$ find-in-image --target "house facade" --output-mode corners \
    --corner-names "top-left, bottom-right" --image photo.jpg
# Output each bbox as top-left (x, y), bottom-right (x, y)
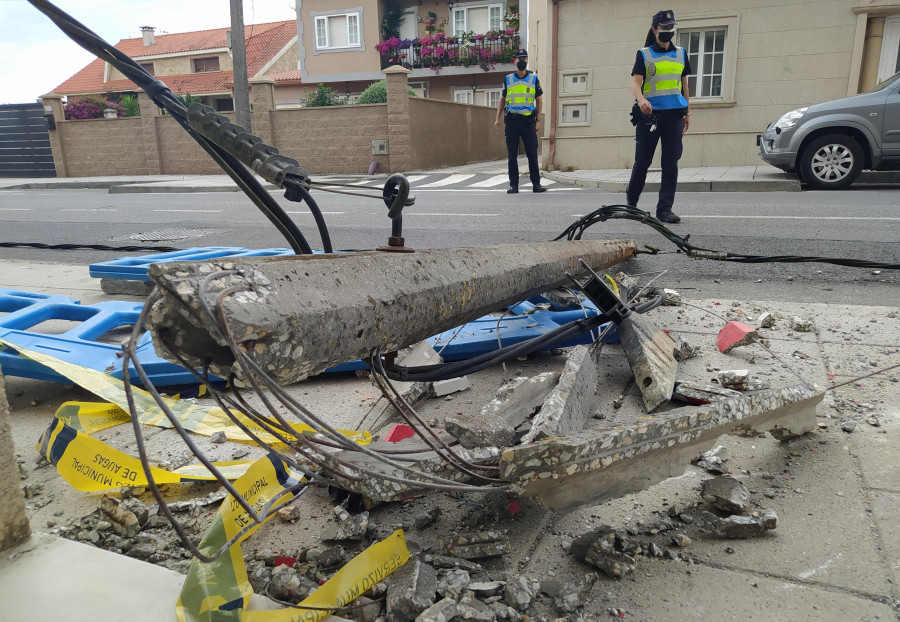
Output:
top-left (50, 21), bottom-right (301, 112)
top-left (285, 1), bottom-right (526, 107)
top-left (530, 0), bottom-right (900, 169)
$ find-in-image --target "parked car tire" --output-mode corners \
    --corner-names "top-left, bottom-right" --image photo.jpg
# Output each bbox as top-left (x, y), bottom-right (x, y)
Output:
top-left (798, 134), bottom-right (864, 190)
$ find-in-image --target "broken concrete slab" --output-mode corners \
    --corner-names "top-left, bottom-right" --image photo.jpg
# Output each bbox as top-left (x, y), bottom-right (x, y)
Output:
top-left (146, 240), bottom-right (637, 384)
top-left (444, 412), bottom-right (515, 450)
top-left (616, 313), bottom-right (678, 412)
top-left (295, 432), bottom-right (500, 502)
top-left (500, 385), bottom-right (823, 512)
top-left (504, 575), bottom-right (540, 611)
top-left (0, 371), bottom-right (30, 553)
top-left (703, 509), bottom-right (778, 539)
top-left (521, 345), bottom-right (596, 443)
top-left (479, 371), bottom-right (560, 431)
top-left (321, 506), bottom-right (368, 541)
top-left (701, 476), bottom-right (750, 514)
top-left (439, 531), bottom-right (510, 560)
top-left (432, 376), bottom-right (471, 397)
top-left (673, 382), bottom-right (743, 405)
top-left (386, 558), bottom-right (438, 622)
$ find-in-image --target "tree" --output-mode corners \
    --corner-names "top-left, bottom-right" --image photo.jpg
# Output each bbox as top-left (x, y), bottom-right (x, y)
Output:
top-left (356, 80), bottom-right (417, 105)
top-left (304, 84), bottom-right (347, 107)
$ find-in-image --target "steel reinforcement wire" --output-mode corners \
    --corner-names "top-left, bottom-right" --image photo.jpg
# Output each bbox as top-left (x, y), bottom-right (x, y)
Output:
top-left (555, 204), bottom-right (900, 270)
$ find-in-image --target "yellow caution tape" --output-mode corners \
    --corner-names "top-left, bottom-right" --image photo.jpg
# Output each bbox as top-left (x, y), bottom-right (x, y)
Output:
top-left (35, 418), bottom-right (258, 491)
top-left (0, 337), bottom-right (371, 447)
top-left (176, 454), bottom-right (409, 622)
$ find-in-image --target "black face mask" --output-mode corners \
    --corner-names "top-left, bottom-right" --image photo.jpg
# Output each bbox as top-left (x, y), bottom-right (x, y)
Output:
top-left (658, 30), bottom-right (674, 44)
top-left (516, 60), bottom-right (527, 71)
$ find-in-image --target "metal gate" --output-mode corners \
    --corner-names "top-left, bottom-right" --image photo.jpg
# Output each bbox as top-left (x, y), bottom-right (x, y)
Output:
top-left (0, 103), bottom-right (56, 178)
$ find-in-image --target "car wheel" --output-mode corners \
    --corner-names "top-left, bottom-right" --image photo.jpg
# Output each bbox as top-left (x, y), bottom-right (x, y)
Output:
top-left (799, 134), bottom-right (864, 190)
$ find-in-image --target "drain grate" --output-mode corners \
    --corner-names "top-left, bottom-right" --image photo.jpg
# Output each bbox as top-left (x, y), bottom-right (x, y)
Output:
top-left (126, 228), bottom-right (225, 242)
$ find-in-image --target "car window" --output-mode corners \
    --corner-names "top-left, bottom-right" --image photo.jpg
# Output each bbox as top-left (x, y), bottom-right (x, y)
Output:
top-left (868, 70), bottom-right (900, 93)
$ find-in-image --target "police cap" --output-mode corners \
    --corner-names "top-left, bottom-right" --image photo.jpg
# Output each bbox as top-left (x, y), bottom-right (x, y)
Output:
top-left (652, 10), bottom-right (676, 27)
top-left (514, 48), bottom-right (528, 58)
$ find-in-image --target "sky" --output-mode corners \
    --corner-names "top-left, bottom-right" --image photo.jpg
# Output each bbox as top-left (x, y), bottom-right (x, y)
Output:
top-left (0, 0), bottom-right (298, 104)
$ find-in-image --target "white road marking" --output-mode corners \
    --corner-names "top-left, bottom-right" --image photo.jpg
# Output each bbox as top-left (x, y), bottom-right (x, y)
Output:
top-left (469, 174), bottom-right (509, 188)
top-left (349, 175), bottom-right (427, 186)
top-left (415, 174), bottom-right (476, 188)
top-left (0, 208), bottom-right (30, 211)
top-left (286, 211), bottom-right (345, 215)
top-left (152, 209), bottom-right (222, 213)
top-left (62, 208), bottom-right (119, 212)
top-left (403, 213), bottom-right (500, 217)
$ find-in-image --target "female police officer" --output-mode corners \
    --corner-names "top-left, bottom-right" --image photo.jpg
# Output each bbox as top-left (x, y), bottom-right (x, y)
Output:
top-left (625, 10), bottom-right (692, 223)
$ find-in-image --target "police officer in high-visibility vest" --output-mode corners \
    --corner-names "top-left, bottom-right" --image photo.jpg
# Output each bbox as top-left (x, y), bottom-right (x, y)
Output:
top-left (626, 10), bottom-right (692, 223)
top-left (495, 49), bottom-right (546, 194)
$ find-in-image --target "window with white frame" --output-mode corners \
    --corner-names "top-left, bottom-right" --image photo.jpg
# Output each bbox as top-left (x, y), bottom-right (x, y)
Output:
top-left (452, 4), bottom-right (503, 36)
top-left (484, 88), bottom-right (502, 108)
top-left (315, 12), bottom-right (360, 50)
top-left (678, 28), bottom-right (725, 98)
top-left (453, 90), bottom-right (474, 104)
top-left (674, 14), bottom-right (739, 104)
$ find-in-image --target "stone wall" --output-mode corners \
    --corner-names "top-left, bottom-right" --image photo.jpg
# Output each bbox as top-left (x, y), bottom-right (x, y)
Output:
top-left (0, 370), bottom-right (30, 553)
top-left (42, 70), bottom-right (500, 177)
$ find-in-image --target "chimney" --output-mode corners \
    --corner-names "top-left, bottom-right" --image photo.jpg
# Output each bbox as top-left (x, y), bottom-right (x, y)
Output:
top-left (140, 26), bottom-right (155, 46)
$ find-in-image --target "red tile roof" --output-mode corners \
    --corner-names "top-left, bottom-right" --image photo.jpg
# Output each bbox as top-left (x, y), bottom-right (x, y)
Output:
top-left (52, 20), bottom-right (298, 96)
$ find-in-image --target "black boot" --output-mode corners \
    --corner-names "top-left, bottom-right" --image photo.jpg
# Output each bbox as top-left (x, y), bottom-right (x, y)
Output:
top-left (656, 211), bottom-right (681, 224)
top-left (507, 186), bottom-right (519, 194)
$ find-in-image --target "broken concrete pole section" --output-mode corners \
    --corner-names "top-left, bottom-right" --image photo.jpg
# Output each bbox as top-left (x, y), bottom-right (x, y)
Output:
top-left (616, 313), bottom-right (677, 412)
top-left (500, 385), bottom-right (823, 512)
top-left (521, 345), bottom-right (596, 443)
top-left (146, 240), bottom-right (637, 384)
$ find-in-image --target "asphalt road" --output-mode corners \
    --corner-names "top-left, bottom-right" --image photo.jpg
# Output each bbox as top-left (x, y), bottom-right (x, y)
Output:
top-left (0, 184), bottom-right (897, 305)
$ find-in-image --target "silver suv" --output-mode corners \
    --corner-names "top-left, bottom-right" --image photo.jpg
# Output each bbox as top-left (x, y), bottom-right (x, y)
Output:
top-left (758, 70), bottom-right (900, 189)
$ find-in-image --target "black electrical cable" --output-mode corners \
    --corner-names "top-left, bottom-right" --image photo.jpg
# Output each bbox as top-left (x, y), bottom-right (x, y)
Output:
top-left (283, 181), bottom-right (332, 253)
top-left (0, 241), bottom-right (179, 253)
top-left (555, 204), bottom-right (900, 270)
top-left (28, 0), bottom-right (314, 255)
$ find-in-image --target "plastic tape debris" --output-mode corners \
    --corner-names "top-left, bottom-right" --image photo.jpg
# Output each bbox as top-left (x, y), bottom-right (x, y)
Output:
top-left (0, 338), bottom-right (370, 447)
top-left (175, 453), bottom-right (409, 622)
top-left (54, 399), bottom-right (370, 447)
top-left (36, 418), bottom-right (257, 491)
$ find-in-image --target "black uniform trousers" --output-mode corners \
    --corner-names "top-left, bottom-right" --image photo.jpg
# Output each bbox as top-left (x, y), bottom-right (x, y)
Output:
top-left (504, 112), bottom-right (541, 189)
top-left (626, 108), bottom-right (685, 214)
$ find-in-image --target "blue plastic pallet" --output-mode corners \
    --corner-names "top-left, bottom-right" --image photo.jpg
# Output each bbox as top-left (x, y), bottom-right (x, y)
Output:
top-left (427, 298), bottom-right (617, 362)
top-left (89, 247), bottom-right (296, 282)
top-left (0, 289), bottom-right (218, 386)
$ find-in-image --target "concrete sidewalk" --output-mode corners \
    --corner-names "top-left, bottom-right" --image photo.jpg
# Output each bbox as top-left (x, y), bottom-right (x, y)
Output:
top-left (2, 162), bottom-right (898, 194)
top-left (0, 258), bottom-right (898, 621)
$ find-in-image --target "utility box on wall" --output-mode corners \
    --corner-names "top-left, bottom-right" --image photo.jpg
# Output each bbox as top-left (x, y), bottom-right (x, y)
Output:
top-left (372, 139), bottom-right (389, 156)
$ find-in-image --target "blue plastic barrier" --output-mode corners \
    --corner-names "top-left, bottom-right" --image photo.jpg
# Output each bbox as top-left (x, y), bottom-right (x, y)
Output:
top-left (89, 247), bottom-right (295, 282)
top-left (0, 289), bottom-right (217, 386)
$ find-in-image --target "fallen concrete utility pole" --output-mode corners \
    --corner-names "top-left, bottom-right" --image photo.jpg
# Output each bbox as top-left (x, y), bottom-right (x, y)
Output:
top-left (146, 240), bottom-right (637, 384)
top-left (499, 384), bottom-right (823, 512)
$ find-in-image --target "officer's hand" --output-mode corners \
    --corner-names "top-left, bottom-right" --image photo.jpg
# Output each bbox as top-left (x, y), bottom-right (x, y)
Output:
top-left (494, 118), bottom-right (501, 129)
top-left (683, 116), bottom-right (690, 134)
top-left (638, 98), bottom-right (652, 114)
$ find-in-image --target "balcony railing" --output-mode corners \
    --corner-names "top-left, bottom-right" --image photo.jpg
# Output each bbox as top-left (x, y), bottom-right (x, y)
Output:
top-left (376, 30), bottom-right (521, 73)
